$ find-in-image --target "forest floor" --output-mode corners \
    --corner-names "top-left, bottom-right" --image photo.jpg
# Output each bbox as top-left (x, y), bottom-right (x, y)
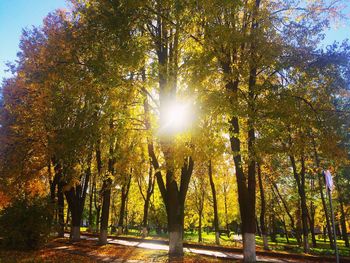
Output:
top-left (0, 238), bottom-right (233, 263)
top-left (81, 227), bottom-right (350, 257)
top-left (1, 234), bottom-right (349, 263)
top-left (71, 233), bottom-right (348, 262)
top-left (80, 228), bottom-right (349, 257)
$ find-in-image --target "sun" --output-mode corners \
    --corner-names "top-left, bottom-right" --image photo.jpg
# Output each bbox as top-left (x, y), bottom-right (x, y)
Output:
top-left (159, 100), bottom-right (194, 135)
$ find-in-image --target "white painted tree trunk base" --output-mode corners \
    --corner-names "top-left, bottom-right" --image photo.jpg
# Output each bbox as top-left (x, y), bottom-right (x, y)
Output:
top-left (262, 234), bottom-right (269, 250)
top-left (70, 226), bottom-right (80, 242)
top-left (99, 229), bottom-right (108, 245)
top-left (169, 231), bottom-right (183, 256)
top-left (243, 233), bottom-right (256, 263)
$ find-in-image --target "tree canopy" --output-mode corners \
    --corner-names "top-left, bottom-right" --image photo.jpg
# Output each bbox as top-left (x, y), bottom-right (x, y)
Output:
top-left (1, 0), bottom-right (350, 262)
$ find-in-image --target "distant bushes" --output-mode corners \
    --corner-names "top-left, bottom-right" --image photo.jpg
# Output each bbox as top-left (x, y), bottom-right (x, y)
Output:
top-left (0, 197), bottom-right (53, 250)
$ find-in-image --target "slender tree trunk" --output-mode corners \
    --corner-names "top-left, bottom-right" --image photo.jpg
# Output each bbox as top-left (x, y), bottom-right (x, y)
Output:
top-left (94, 145), bottom-right (102, 233)
top-left (198, 209), bottom-right (203, 243)
top-left (125, 195), bottom-right (129, 234)
top-left (308, 204), bottom-right (317, 248)
top-left (93, 179), bottom-right (100, 233)
top-left (99, 178), bottom-right (112, 244)
top-left (66, 207), bottom-right (70, 227)
top-left (290, 155), bottom-right (309, 253)
top-left (270, 179), bottom-right (301, 245)
top-left (57, 182), bottom-right (65, 237)
top-left (339, 194), bottom-right (349, 247)
top-left (282, 217), bottom-right (289, 243)
top-left (319, 173), bottom-right (334, 248)
top-left (258, 165), bottom-right (269, 250)
top-left (139, 164), bottom-right (155, 237)
top-left (142, 197), bottom-right (151, 236)
top-left (308, 174), bottom-right (317, 248)
top-left (118, 174), bottom-right (131, 234)
top-left (99, 138), bottom-right (115, 244)
top-left (88, 176), bottom-right (94, 231)
top-left (96, 206), bottom-right (101, 233)
top-left (118, 194), bottom-right (126, 234)
top-left (222, 27), bottom-right (259, 262)
top-left (270, 214), bottom-right (277, 243)
top-left (296, 207), bottom-right (303, 247)
top-left (256, 218), bottom-right (261, 237)
top-left (51, 161), bottom-right (65, 237)
top-left (223, 183), bottom-right (230, 237)
top-left (208, 160), bottom-right (220, 245)
top-left (312, 140), bottom-right (334, 248)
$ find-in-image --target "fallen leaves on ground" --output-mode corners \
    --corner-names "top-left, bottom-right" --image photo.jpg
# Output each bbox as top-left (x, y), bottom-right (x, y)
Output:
top-left (0, 238), bottom-right (234, 262)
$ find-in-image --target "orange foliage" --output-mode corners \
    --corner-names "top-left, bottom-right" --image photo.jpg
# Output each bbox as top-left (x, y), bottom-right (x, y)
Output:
top-left (0, 191), bottom-right (10, 209)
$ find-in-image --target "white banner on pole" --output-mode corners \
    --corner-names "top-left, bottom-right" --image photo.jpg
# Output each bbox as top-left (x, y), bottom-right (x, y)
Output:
top-left (323, 170), bottom-right (334, 191)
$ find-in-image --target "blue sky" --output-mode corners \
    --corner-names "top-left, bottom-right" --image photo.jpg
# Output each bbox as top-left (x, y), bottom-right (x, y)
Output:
top-left (0, 0), bottom-right (349, 81)
top-left (0, 0), bottom-right (69, 80)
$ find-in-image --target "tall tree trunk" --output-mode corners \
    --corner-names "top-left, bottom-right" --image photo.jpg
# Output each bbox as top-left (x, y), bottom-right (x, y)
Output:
top-left (290, 155), bottom-right (309, 253)
top-left (148, 142), bottom-right (194, 256)
top-left (312, 140), bottom-right (334, 248)
top-left (258, 165), bottom-right (269, 250)
top-left (223, 182), bottom-right (230, 237)
top-left (99, 139), bottom-right (115, 244)
top-left (57, 181), bottom-right (65, 237)
top-left (88, 176), bottom-right (94, 231)
top-left (96, 206), bottom-right (101, 233)
top-left (51, 160), bottom-right (65, 237)
top-left (339, 189), bottom-right (349, 247)
top-left (147, 3), bottom-right (194, 256)
top-left (195, 177), bottom-right (205, 243)
top-left (222, 1), bottom-right (260, 255)
top-left (118, 174), bottom-right (131, 234)
top-left (94, 145), bottom-right (102, 233)
top-left (208, 160), bottom-right (220, 245)
top-left (99, 178), bottom-right (112, 244)
top-left (270, 214), bottom-right (277, 243)
top-left (93, 179), bottom-right (100, 233)
top-left (282, 216), bottom-right (289, 243)
top-left (308, 173), bottom-right (317, 248)
top-left (256, 218), bottom-right (261, 237)
top-left (125, 194), bottom-right (129, 234)
top-left (198, 209), bottom-right (203, 243)
top-left (66, 192), bottom-right (81, 242)
top-left (64, 154), bottom-right (91, 242)
top-left (270, 179), bottom-right (301, 245)
top-left (138, 162), bottom-right (155, 237)
top-left (308, 202), bottom-right (317, 248)
top-left (167, 169), bottom-right (183, 256)
top-left (66, 207), bottom-right (70, 227)
top-left (318, 173), bottom-right (334, 248)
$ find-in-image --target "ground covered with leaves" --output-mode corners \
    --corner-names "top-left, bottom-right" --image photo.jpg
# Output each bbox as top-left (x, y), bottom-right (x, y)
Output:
top-left (0, 238), bottom-right (234, 263)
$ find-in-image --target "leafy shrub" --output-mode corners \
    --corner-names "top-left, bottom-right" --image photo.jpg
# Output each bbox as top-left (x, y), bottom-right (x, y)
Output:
top-left (0, 197), bottom-right (53, 250)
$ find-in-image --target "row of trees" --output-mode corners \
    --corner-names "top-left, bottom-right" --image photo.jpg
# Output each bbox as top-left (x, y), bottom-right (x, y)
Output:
top-left (1, 0), bottom-right (350, 262)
